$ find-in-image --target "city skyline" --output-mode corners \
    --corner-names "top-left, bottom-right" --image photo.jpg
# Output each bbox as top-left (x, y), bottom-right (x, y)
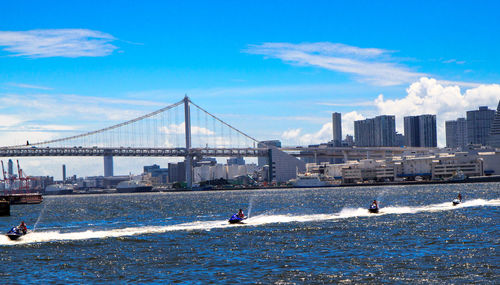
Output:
top-left (1, 1), bottom-right (500, 178)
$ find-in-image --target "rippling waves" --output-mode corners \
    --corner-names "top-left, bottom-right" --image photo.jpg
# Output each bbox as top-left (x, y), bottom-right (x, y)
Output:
top-left (1, 183), bottom-right (498, 283)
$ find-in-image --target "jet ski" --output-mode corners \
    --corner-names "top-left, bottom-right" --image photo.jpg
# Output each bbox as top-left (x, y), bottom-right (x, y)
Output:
top-left (368, 204), bottom-right (379, 214)
top-left (6, 227), bottom-right (26, 241)
top-left (228, 214), bottom-right (246, 224)
top-left (452, 198), bottom-right (461, 206)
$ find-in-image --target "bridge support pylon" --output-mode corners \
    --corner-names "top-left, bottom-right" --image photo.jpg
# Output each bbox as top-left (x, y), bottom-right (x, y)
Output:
top-left (184, 95), bottom-right (193, 189)
top-left (104, 153), bottom-right (113, 177)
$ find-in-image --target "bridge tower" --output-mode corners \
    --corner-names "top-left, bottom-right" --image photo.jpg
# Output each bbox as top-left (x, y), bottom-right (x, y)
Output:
top-left (184, 95), bottom-right (193, 189)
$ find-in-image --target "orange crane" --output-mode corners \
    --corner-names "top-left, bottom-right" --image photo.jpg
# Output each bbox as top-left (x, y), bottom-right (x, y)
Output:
top-left (16, 160), bottom-right (30, 193)
top-left (1, 160), bottom-right (8, 193)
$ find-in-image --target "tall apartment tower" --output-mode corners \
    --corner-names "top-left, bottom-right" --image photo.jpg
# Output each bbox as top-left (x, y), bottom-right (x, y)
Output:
top-left (374, 115), bottom-right (396, 147)
top-left (487, 100), bottom-right (500, 147)
top-left (354, 115), bottom-right (395, 147)
top-left (467, 106), bottom-right (495, 146)
top-left (7, 159), bottom-right (13, 176)
top-left (62, 164), bottom-right (67, 181)
top-left (445, 118), bottom-right (467, 148)
top-left (332, 112), bottom-right (342, 147)
top-left (404, 114), bottom-right (437, 147)
top-left (354, 118), bottom-right (375, 146)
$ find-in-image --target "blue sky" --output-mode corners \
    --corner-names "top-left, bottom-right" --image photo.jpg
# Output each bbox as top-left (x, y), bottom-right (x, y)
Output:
top-left (1, 1), bottom-right (499, 178)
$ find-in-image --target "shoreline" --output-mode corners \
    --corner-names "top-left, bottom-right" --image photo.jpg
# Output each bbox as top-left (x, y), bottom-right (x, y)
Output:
top-left (6, 176), bottom-right (499, 198)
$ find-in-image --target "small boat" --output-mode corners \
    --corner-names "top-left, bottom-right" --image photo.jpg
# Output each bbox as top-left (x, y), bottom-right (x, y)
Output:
top-left (6, 227), bottom-right (26, 241)
top-left (452, 198), bottom-right (461, 206)
top-left (368, 204), bottom-right (379, 214)
top-left (228, 214), bottom-right (246, 224)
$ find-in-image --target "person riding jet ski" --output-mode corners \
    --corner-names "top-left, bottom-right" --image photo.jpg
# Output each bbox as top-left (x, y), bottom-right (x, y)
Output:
top-left (453, 193), bottom-right (462, 206)
top-left (369, 200), bottom-right (379, 213)
top-left (6, 221), bottom-right (28, 240)
top-left (229, 209), bottom-right (246, 224)
top-left (238, 209), bottom-right (245, 219)
top-left (18, 221), bottom-right (27, 234)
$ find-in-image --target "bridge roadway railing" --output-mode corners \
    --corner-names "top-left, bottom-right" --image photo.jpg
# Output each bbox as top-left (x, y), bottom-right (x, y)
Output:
top-left (0, 147), bottom-right (269, 157)
top-left (0, 146), bottom-right (434, 158)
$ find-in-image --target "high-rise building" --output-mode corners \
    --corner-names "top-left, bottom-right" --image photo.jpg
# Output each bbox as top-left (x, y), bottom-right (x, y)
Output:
top-left (332, 112), bottom-right (342, 146)
top-left (354, 115), bottom-right (396, 147)
top-left (374, 115), bottom-right (396, 147)
top-left (404, 114), bottom-right (437, 147)
top-left (395, 132), bottom-right (405, 147)
top-left (354, 118), bottom-right (375, 146)
top-left (467, 106), bottom-right (495, 146)
top-left (7, 159), bottom-right (13, 177)
top-left (445, 118), bottom-right (467, 148)
top-left (487, 100), bottom-right (500, 148)
top-left (62, 164), bottom-right (66, 181)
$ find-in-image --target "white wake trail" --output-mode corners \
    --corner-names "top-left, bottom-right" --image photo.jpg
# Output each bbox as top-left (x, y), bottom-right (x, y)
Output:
top-left (1, 199), bottom-right (498, 245)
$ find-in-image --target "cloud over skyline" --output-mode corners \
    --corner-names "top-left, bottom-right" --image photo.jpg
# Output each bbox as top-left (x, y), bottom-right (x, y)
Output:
top-left (0, 29), bottom-right (118, 58)
top-left (245, 42), bottom-right (425, 86)
top-left (280, 77), bottom-right (499, 147)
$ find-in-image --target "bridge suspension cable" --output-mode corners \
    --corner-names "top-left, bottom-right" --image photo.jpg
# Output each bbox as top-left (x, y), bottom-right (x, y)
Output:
top-left (4, 96), bottom-right (259, 150)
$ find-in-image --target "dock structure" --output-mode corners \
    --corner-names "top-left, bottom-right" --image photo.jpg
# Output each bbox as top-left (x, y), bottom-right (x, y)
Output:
top-left (0, 198), bottom-right (9, 216)
top-left (0, 193), bottom-right (43, 205)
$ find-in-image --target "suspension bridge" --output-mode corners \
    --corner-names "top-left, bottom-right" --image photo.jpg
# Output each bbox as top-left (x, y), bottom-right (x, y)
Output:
top-left (0, 96), bottom-right (268, 188)
top-left (0, 96), bottom-right (435, 188)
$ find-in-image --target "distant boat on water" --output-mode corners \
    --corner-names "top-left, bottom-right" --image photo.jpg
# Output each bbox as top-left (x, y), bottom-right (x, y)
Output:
top-left (116, 180), bottom-right (153, 193)
top-left (44, 184), bottom-right (74, 195)
top-left (291, 173), bottom-right (330, 188)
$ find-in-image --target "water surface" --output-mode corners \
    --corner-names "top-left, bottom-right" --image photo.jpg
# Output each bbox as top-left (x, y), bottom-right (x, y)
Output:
top-left (1, 183), bottom-right (499, 283)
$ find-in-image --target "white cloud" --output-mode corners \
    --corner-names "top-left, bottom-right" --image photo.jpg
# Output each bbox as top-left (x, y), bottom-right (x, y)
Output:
top-left (0, 29), bottom-right (118, 58)
top-left (282, 128), bottom-right (302, 140)
top-left (245, 42), bottom-right (425, 86)
top-left (342, 111), bottom-right (365, 136)
top-left (280, 110), bottom-right (364, 146)
top-left (0, 114), bottom-right (24, 128)
top-left (374, 77), bottom-right (500, 146)
top-left (8, 83), bottom-right (53, 90)
top-left (245, 42), bottom-right (486, 88)
top-left (318, 101), bottom-right (374, 107)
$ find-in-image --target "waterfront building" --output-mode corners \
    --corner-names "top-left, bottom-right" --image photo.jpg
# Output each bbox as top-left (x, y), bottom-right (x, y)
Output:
top-left (268, 148), bottom-right (305, 182)
top-left (340, 159), bottom-right (395, 184)
top-left (332, 112), bottom-right (342, 146)
top-left (487, 100), bottom-right (500, 148)
top-left (467, 106), bottom-right (495, 145)
top-left (144, 164), bottom-right (169, 185)
top-left (404, 114), bottom-right (437, 147)
top-left (354, 115), bottom-right (396, 147)
top-left (193, 163), bottom-right (257, 183)
top-left (168, 161), bottom-right (186, 183)
top-left (445, 118), bottom-right (467, 148)
top-left (257, 140), bottom-right (281, 167)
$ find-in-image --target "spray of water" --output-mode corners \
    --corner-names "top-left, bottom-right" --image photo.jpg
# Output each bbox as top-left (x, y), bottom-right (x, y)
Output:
top-left (247, 196), bottom-right (255, 218)
top-left (2, 199), bottom-right (498, 246)
top-left (33, 199), bottom-right (49, 232)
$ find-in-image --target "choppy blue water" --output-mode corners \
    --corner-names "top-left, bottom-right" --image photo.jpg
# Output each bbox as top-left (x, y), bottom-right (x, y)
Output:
top-left (1, 183), bottom-right (499, 283)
